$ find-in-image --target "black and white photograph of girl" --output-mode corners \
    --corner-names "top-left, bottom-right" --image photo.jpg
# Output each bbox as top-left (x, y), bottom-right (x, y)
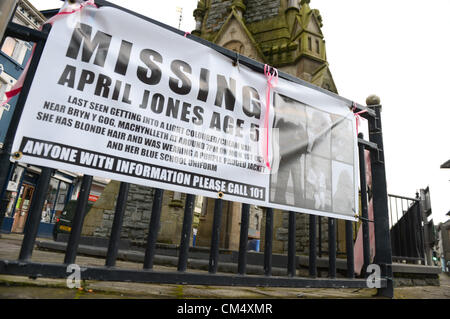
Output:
top-left (270, 93), bottom-right (308, 207)
top-left (305, 154), bottom-right (332, 211)
top-left (332, 161), bottom-right (355, 215)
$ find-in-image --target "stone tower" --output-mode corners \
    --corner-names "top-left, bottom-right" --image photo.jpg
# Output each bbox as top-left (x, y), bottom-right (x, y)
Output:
top-left (193, 0), bottom-right (337, 253)
top-left (192, 0), bottom-right (337, 92)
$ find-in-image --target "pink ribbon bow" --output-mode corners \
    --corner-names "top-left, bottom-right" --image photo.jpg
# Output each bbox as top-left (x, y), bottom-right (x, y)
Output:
top-left (352, 102), bottom-right (367, 136)
top-left (263, 64), bottom-right (278, 170)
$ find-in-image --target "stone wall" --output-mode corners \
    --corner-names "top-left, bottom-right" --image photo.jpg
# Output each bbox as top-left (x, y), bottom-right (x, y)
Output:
top-left (82, 180), bottom-right (121, 237)
top-left (205, 0), bottom-right (281, 32)
top-left (244, 0), bottom-right (281, 23)
top-left (91, 183), bottom-right (155, 245)
top-left (205, 0), bottom-right (233, 32)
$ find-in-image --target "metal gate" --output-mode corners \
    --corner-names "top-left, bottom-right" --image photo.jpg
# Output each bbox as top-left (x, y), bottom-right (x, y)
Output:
top-left (0, 0), bottom-right (394, 298)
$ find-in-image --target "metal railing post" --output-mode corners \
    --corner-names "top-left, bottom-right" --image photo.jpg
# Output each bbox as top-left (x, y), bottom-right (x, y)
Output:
top-left (143, 188), bottom-right (164, 269)
top-left (177, 194), bottom-right (195, 272)
top-left (64, 175), bottom-right (93, 265)
top-left (309, 214), bottom-right (317, 277)
top-left (345, 220), bottom-right (355, 278)
top-left (105, 182), bottom-right (129, 267)
top-left (18, 167), bottom-right (53, 261)
top-left (237, 203), bottom-right (250, 275)
top-left (209, 198), bottom-right (223, 274)
top-left (318, 216), bottom-right (322, 257)
top-left (328, 217), bottom-right (336, 278)
top-left (287, 211), bottom-right (296, 277)
top-left (264, 208), bottom-right (273, 276)
top-left (367, 95), bottom-right (394, 298)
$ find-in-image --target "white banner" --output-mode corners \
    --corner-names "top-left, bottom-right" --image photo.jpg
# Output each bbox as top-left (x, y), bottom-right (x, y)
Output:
top-left (11, 6), bottom-right (359, 221)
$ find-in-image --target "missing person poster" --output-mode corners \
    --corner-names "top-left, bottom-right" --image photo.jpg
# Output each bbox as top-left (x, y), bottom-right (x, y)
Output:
top-left (11, 5), bottom-right (359, 221)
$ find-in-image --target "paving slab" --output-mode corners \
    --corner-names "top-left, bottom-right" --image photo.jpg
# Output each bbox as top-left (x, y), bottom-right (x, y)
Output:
top-left (0, 233), bottom-right (449, 299)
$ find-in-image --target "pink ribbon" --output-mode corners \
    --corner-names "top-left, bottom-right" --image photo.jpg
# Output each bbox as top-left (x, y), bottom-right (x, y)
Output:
top-left (53, 0), bottom-right (97, 17)
top-left (352, 102), bottom-right (367, 136)
top-left (263, 64), bottom-right (278, 170)
top-left (1, 1), bottom-right (97, 107)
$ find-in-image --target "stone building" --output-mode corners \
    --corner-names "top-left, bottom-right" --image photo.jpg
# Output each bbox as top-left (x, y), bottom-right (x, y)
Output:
top-left (82, 0), bottom-right (340, 255)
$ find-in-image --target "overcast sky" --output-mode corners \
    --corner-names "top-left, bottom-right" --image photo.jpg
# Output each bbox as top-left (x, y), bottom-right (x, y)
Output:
top-left (29, 0), bottom-right (450, 224)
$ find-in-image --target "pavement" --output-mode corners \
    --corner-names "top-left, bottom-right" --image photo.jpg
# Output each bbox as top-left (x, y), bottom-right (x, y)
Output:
top-left (0, 233), bottom-right (449, 299)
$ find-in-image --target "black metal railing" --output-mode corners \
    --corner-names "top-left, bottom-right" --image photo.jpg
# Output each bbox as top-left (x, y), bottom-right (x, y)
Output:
top-left (388, 194), bottom-right (425, 264)
top-left (0, 0), bottom-right (394, 297)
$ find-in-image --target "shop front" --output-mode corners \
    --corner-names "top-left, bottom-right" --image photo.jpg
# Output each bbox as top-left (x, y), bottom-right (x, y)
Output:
top-left (1, 164), bottom-right (76, 237)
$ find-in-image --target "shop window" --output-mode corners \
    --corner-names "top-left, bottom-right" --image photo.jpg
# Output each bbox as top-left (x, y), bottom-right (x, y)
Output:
top-left (41, 179), bottom-right (70, 223)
